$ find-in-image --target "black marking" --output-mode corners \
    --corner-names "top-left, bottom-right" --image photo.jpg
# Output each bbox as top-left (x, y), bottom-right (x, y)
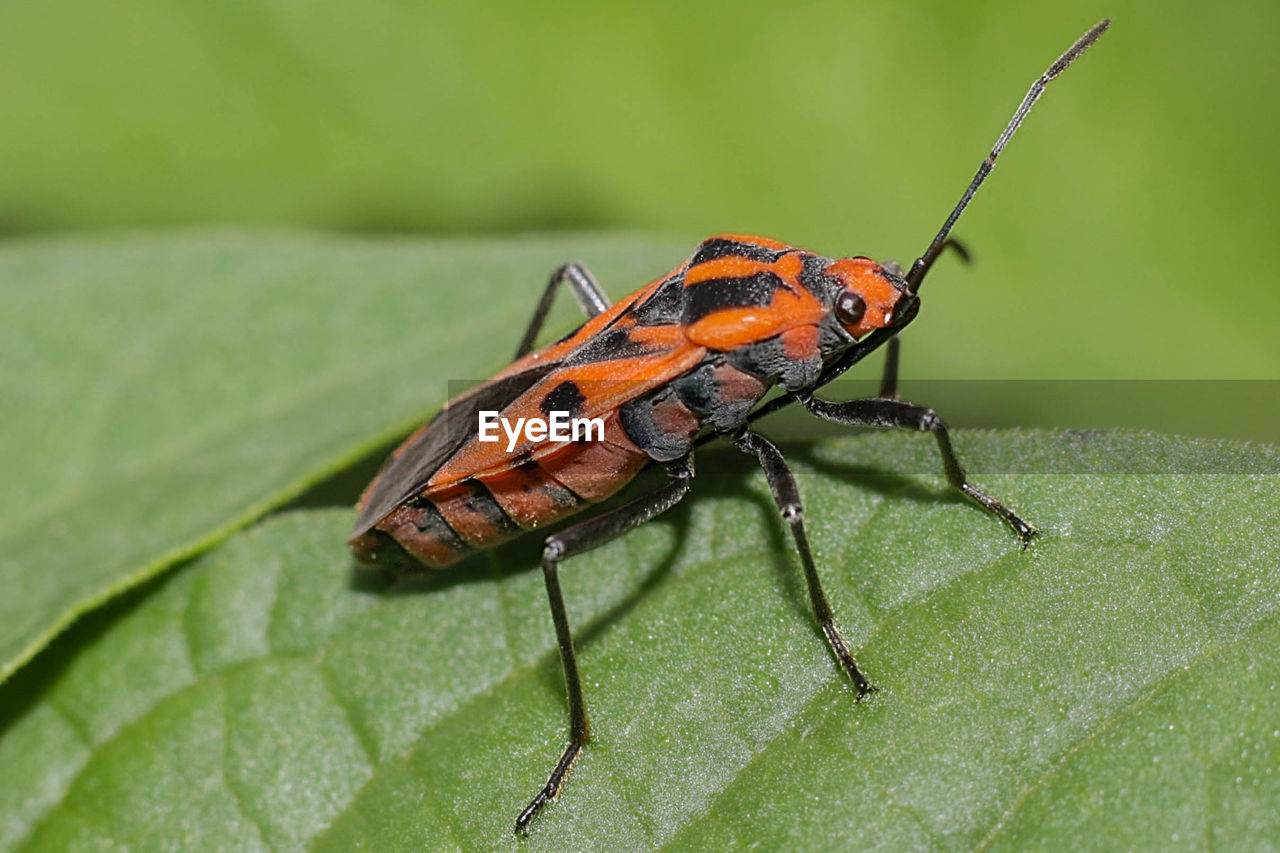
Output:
top-left (460, 479), bottom-right (522, 538)
top-left (631, 275), bottom-right (685, 326)
top-left (671, 359), bottom-right (764, 432)
top-left (690, 237), bottom-right (785, 266)
top-left (877, 265), bottom-right (911, 294)
top-left (726, 335), bottom-right (821, 391)
top-left (671, 362), bottom-right (719, 415)
top-left (519, 459), bottom-right (583, 510)
top-left (541, 381), bottom-right (586, 418)
top-left (798, 253), bottom-right (842, 298)
top-left (727, 336), bottom-right (786, 380)
top-left (618, 387), bottom-right (700, 462)
top-left (352, 529), bottom-right (430, 575)
top-left (817, 314), bottom-right (856, 359)
top-left (683, 272), bottom-right (783, 325)
top-left (565, 327), bottom-right (653, 365)
top-left (407, 494), bottom-right (469, 552)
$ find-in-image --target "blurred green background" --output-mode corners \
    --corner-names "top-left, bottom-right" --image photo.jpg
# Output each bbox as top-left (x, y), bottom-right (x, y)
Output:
top-left (1, 0), bottom-right (1277, 436)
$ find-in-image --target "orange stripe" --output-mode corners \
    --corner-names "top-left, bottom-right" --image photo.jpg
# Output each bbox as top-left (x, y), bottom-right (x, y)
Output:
top-left (480, 462), bottom-right (580, 529)
top-left (535, 415), bottom-right (649, 502)
top-left (780, 325), bottom-right (820, 362)
top-left (684, 256), bottom-right (771, 286)
top-left (684, 287), bottom-right (825, 351)
top-left (825, 257), bottom-right (905, 337)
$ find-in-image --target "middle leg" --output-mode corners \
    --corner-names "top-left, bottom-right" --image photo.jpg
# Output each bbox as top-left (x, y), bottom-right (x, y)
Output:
top-left (516, 456), bottom-right (695, 834)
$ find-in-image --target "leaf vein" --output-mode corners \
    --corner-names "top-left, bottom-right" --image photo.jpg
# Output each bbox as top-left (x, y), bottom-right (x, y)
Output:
top-left (973, 613), bottom-right (1280, 852)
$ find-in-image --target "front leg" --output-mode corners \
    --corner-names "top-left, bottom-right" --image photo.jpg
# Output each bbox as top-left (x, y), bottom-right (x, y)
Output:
top-left (798, 395), bottom-right (1036, 545)
top-left (733, 430), bottom-right (873, 697)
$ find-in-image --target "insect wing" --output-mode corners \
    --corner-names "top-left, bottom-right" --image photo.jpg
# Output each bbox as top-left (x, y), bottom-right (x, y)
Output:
top-left (427, 323), bottom-right (706, 484)
top-left (349, 362), bottom-right (558, 539)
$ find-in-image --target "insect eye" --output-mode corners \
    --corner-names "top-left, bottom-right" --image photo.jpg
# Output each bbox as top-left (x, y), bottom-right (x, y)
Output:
top-left (835, 291), bottom-right (866, 327)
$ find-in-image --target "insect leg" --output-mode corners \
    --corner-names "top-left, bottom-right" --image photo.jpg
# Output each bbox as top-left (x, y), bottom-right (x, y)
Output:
top-left (516, 455), bottom-right (695, 835)
top-left (878, 238), bottom-right (970, 399)
top-left (878, 336), bottom-right (902, 399)
top-left (798, 395), bottom-right (1036, 545)
top-left (514, 262), bottom-right (611, 358)
top-left (733, 430), bottom-right (873, 697)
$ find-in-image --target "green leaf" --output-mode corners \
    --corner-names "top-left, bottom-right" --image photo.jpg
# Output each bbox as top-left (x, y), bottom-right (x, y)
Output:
top-left (0, 231), bottom-right (685, 685)
top-left (2, 431), bottom-right (1277, 851)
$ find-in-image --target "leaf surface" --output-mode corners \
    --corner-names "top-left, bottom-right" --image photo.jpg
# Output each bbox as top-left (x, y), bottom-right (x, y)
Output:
top-left (2, 431), bottom-right (1276, 851)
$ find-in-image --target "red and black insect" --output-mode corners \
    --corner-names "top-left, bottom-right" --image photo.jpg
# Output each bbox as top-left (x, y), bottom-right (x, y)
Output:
top-left (349, 20), bottom-right (1109, 834)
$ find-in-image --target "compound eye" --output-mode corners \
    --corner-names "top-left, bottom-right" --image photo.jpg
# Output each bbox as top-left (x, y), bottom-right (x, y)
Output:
top-left (835, 291), bottom-right (866, 327)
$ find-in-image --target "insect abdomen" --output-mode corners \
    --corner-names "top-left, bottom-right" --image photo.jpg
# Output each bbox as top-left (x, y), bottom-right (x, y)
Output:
top-left (352, 413), bottom-right (651, 569)
top-left (354, 356), bottom-right (769, 572)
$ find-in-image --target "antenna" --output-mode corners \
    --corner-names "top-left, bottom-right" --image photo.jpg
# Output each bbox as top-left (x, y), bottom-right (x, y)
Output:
top-left (905, 18), bottom-right (1111, 294)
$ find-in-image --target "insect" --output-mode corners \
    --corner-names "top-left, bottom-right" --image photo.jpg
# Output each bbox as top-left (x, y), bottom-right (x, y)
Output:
top-left (349, 19), bottom-right (1109, 834)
